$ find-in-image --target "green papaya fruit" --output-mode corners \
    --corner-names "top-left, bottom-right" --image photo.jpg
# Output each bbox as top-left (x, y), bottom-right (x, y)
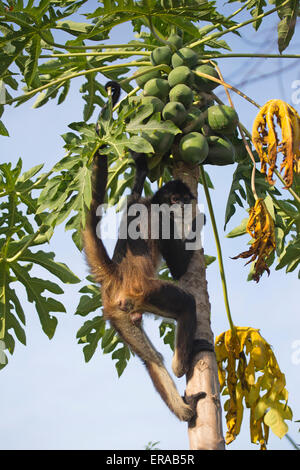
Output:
top-left (135, 66), bottom-right (161, 88)
top-left (233, 139), bottom-right (248, 163)
top-left (167, 33), bottom-right (183, 49)
top-left (169, 84), bottom-right (193, 108)
top-left (143, 78), bottom-right (170, 101)
top-left (162, 101), bottom-right (187, 126)
top-left (171, 47), bottom-right (198, 68)
top-left (168, 66), bottom-right (194, 88)
top-left (204, 136), bottom-right (235, 165)
top-left (193, 65), bottom-right (219, 92)
top-left (141, 95), bottom-right (165, 113)
top-left (179, 132), bottom-right (209, 164)
top-left (151, 46), bottom-right (172, 66)
top-left (182, 107), bottom-right (205, 133)
top-left (142, 131), bottom-right (174, 158)
top-left (207, 105), bottom-right (239, 135)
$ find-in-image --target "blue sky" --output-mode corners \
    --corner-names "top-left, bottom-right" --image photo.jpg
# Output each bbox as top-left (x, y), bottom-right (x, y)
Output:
top-left (0, 1), bottom-right (299, 450)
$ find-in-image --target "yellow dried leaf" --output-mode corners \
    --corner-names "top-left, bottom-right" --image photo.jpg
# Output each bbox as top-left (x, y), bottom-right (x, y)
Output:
top-left (249, 330), bottom-right (269, 370)
top-left (224, 329), bottom-right (240, 357)
top-left (232, 199), bottom-right (276, 282)
top-left (245, 382), bottom-right (260, 407)
top-left (252, 99), bottom-right (300, 188)
top-left (264, 408), bottom-right (289, 439)
top-left (218, 366), bottom-right (226, 390)
top-left (245, 356), bottom-right (255, 386)
top-left (215, 328), bottom-right (291, 449)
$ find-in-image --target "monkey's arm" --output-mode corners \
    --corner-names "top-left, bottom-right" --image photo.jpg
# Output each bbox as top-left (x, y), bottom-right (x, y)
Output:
top-left (161, 209), bottom-right (204, 280)
top-left (112, 153), bottom-right (148, 263)
top-left (160, 238), bottom-right (194, 280)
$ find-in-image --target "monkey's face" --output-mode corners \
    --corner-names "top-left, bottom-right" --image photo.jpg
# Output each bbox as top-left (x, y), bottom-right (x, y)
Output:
top-left (170, 192), bottom-right (193, 208)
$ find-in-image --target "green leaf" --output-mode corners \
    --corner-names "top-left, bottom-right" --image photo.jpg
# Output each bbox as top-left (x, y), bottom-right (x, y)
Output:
top-left (249, 0), bottom-right (267, 30)
top-left (24, 35), bottom-right (41, 87)
top-left (7, 311), bottom-right (26, 345)
top-left (0, 120), bottom-right (9, 136)
top-left (204, 254), bottom-right (216, 267)
top-left (125, 135), bottom-right (154, 154)
top-left (159, 321), bottom-right (175, 351)
top-left (19, 250), bottom-right (80, 284)
top-left (276, 0), bottom-right (298, 53)
top-left (127, 112), bottom-right (181, 136)
top-left (77, 316), bottom-right (106, 362)
top-left (101, 327), bottom-right (117, 349)
top-left (10, 263), bottom-right (61, 339)
top-left (276, 239), bottom-right (300, 273)
top-left (56, 19), bottom-right (102, 37)
top-left (226, 217), bottom-right (248, 238)
top-left (75, 292), bottom-right (102, 317)
top-left (17, 163), bottom-right (44, 183)
top-left (112, 345), bottom-right (131, 377)
top-left (8, 286), bottom-right (26, 325)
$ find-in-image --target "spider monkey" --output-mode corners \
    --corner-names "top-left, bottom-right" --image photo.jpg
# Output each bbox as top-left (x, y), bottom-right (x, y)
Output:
top-left (83, 81), bottom-right (203, 421)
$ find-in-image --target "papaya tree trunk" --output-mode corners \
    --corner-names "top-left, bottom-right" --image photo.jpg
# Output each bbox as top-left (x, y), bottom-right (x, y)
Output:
top-left (173, 161), bottom-right (225, 450)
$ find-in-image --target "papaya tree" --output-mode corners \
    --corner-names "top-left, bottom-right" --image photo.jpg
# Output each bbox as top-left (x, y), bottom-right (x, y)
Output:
top-left (0, 0), bottom-right (299, 450)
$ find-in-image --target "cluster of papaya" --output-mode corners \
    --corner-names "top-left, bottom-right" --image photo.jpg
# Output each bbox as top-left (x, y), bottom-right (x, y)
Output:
top-left (130, 33), bottom-right (244, 176)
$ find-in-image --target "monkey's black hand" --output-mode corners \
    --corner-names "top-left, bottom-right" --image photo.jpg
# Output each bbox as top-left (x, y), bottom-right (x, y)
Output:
top-left (130, 152), bottom-right (148, 171)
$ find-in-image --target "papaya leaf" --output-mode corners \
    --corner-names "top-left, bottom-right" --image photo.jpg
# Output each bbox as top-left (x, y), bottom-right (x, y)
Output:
top-left (24, 34), bottom-right (41, 87)
top-left (11, 263), bottom-right (64, 339)
top-left (0, 120), bottom-right (9, 136)
top-left (275, 238), bottom-right (300, 274)
top-left (276, 0), bottom-right (298, 53)
top-left (226, 217), bottom-right (248, 238)
top-left (19, 250), bottom-right (80, 284)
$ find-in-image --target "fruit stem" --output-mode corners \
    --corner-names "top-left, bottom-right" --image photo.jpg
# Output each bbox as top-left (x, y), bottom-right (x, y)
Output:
top-left (39, 51), bottom-right (151, 58)
top-left (194, 71), bottom-right (261, 108)
top-left (197, 53), bottom-right (300, 60)
top-left (147, 15), bottom-right (176, 51)
top-left (199, 166), bottom-right (236, 333)
top-left (119, 64), bottom-right (172, 87)
top-left (5, 61), bottom-right (151, 105)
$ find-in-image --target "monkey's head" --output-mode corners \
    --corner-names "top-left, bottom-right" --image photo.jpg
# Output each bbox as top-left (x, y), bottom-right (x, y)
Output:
top-left (151, 180), bottom-right (196, 207)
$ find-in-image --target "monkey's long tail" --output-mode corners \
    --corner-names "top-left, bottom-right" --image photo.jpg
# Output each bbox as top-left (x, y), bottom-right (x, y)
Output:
top-left (83, 153), bottom-right (115, 284)
top-left (83, 81), bottom-right (121, 284)
top-left (111, 315), bottom-right (193, 422)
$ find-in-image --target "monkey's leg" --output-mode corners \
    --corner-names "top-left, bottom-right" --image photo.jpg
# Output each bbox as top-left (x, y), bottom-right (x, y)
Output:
top-left (110, 313), bottom-right (194, 421)
top-left (144, 282), bottom-right (196, 378)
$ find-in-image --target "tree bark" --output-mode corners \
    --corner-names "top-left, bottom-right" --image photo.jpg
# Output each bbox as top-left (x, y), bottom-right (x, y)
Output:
top-left (173, 161), bottom-right (225, 450)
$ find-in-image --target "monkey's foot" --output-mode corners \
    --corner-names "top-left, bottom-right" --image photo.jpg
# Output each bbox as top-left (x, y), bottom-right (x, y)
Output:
top-left (172, 352), bottom-right (189, 378)
top-left (183, 391), bottom-right (207, 427)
